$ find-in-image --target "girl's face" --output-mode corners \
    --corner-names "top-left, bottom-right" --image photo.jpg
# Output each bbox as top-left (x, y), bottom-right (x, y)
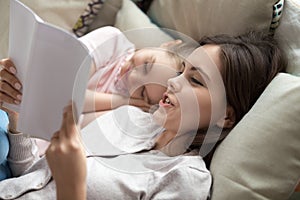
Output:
top-left (153, 45), bottom-right (227, 134)
top-left (123, 48), bottom-right (180, 105)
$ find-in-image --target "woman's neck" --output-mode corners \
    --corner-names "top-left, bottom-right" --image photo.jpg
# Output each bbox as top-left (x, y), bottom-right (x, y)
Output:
top-left (154, 130), bottom-right (177, 150)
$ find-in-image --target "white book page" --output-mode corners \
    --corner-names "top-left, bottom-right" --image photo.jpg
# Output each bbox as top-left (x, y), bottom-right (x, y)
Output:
top-left (7, 0), bottom-right (43, 112)
top-left (7, 0), bottom-right (91, 140)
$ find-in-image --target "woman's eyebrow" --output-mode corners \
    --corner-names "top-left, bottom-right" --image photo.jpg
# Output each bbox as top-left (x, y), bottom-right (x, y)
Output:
top-left (191, 66), bottom-right (210, 80)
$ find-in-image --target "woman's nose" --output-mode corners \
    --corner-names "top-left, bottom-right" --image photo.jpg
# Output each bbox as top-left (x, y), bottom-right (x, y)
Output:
top-left (167, 75), bottom-right (183, 92)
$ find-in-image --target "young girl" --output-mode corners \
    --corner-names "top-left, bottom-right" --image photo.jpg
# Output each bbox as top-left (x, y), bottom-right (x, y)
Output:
top-left (0, 31), bottom-right (287, 199)
top-left (80, 26), bottom-right (184, 113)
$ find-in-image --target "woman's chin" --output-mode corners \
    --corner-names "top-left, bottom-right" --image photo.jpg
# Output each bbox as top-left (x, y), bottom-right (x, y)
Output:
top-left (152, 106), bottom-right (167, 127)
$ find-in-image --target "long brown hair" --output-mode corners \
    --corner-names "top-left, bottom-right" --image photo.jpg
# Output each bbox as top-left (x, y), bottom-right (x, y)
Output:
top-left (193, 31), bottom-right (287, 166)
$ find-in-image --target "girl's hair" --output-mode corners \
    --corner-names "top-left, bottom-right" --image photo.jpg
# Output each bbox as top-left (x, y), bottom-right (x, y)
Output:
top-left (199, 31), bottom-right (287, 123)
top-left (163, 41), bottom-right (199, 71)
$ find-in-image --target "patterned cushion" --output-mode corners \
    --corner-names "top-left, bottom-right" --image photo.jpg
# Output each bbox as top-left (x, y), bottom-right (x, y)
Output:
top-left (270, 0), bottom-right (285, 34)
top-left (72, 0), bottom-right (152, 37)
top-left (73, 0), bottom-right (106, 37)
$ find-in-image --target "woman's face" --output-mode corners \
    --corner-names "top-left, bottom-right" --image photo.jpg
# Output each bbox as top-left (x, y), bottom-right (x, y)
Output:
top-left (153, 45), bottom-right (227, 134)
top-left (123, 48), bottom-right (180, 105)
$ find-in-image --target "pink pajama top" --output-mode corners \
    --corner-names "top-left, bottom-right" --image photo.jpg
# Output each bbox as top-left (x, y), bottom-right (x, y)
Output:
top-left (79, 26), bottom-right (135, 96)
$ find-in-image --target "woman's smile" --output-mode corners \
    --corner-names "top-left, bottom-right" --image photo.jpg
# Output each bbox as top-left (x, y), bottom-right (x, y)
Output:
top-left (159, 92), bottom-right (175, 107)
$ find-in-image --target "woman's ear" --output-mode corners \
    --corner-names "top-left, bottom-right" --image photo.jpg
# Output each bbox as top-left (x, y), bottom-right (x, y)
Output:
top-left (159, 40), bottom-right (182, 48)
top-left (217, 106), bottom-right (236, 129)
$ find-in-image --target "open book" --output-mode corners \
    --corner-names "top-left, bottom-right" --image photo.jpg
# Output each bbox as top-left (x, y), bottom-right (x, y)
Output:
top-left (6, 0), bottom-right (92, 140)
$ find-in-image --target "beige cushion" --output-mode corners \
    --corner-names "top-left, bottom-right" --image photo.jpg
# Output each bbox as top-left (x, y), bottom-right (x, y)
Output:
top-left (147, 0), bottom-right (278, 41)
top-left (210, 73), bottom-right (300, 200)
top-left (275, 0), bottom-right (300, 76)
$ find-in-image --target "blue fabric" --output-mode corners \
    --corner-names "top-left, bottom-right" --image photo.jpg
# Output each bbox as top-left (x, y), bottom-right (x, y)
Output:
top-left (0, 109), bottom-right (11, 181)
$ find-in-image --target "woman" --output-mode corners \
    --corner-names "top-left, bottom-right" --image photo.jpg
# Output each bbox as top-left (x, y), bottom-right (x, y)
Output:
top-left (0, 31), bottom-right (286, 199)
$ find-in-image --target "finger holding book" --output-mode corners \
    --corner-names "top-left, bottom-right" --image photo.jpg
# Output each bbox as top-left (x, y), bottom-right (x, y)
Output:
top-left (46, 102), bottom-right (87, 200)
top-left (0, 58), bottom-right (22, 105)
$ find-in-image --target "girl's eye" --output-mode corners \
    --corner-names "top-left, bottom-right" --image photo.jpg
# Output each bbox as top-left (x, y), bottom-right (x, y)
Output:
top-left (143, 62), bottom-right (148, 74)
top-left (143, 61), bottom-right (153, 74)
top-left (191, 77), bottom-right (204, 86)
top-left (141, 86), bottom-right (145, 97)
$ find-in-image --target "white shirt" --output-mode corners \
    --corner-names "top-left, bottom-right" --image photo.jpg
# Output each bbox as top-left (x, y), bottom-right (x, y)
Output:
top-left (0, 106), bottom-right (211, 199)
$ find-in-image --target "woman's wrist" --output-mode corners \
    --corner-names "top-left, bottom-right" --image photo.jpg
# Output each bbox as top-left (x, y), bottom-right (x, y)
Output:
top-left (56, 183), bottom-right (86, 200)
top-left (8, 116), bottom-right (20, 134)
top-left (8, 127), bottom-right (21, 134)
top-left (0, 107), bottom-right (20, 134)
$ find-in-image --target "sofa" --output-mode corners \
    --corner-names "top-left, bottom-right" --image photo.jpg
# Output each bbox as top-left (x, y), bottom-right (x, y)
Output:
top-left (0, 0), bottom-right (299, 199)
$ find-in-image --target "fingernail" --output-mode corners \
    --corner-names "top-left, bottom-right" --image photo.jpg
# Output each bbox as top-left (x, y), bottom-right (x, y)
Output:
top-left (63, 105), bottom-right (68, 113)
top-left (15, 83), bottom-right (21, 90)
top-left (17, 94), bottom-right (22, 100)
top-left (14, 100), bottom-right (20, 104)
top-left (10, 67), bottom-right (17, 74)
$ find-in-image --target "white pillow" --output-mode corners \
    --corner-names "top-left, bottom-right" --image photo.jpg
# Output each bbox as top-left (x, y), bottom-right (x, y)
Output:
top-left (0, 0), bottom-right (89, 58)
top-left (275, 0), bottom-right (300, 76)
top-left (147, 0), bottom-right (278, 41)
top-left (210, 73), bottom-right (300, 200)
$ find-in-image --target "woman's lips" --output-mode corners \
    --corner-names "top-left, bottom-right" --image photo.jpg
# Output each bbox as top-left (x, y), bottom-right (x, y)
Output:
top-left (159, 93), bottom-right (175, 107)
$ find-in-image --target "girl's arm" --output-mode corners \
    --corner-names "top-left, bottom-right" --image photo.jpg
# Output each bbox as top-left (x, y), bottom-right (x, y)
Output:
top-left (83, 90), bottom-right (151, 113)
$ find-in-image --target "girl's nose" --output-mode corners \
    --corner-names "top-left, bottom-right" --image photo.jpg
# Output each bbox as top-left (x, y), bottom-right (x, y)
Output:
top-left (167, 75), bottom-right (184, 92)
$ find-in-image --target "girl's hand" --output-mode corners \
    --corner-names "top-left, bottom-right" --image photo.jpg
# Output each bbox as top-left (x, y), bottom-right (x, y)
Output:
top-left (46, 103), bottom-right (86, 200)
top-left (112, 94), bottom-right (151, 112)
top-left (0, 58), bottom-right (22, 133)
top-left (128, 97), bottom-right (152, 112)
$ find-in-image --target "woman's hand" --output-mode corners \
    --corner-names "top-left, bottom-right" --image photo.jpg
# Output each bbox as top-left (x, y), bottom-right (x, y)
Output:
top-left (0, 58), bottom-right (22, 104)
top-left (46, 103), bottom-right (86, 200)
top-left (0, 58), bottom-right (22, 133)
